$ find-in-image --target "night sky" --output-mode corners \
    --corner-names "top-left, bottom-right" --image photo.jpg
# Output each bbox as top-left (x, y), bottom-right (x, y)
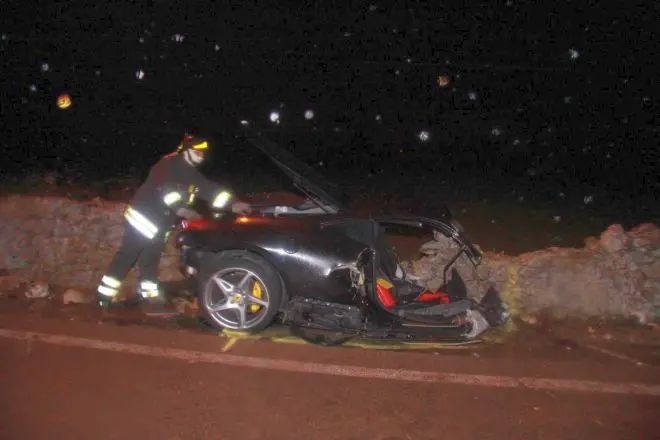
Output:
top-left (1, 1), bottom-right (658, 217)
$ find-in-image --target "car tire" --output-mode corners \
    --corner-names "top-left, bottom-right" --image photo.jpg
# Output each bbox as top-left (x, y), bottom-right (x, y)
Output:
top-left (197, 250), bottom-right (283, 333)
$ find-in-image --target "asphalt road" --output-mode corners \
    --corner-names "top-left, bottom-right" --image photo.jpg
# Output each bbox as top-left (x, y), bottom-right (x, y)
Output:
top-left (1, 313), bottom-right (659, 440)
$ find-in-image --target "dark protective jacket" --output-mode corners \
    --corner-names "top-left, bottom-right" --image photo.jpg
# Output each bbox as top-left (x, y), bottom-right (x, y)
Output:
top-left (124, 153), bottom-right (233, 240)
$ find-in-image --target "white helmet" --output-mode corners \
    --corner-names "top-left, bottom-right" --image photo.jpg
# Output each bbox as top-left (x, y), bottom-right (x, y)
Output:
top-left (177, 134), bottom-right (209, 166)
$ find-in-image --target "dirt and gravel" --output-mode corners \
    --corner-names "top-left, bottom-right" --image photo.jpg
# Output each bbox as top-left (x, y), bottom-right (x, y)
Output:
top-left (2, 294), bottom-right (660, 440)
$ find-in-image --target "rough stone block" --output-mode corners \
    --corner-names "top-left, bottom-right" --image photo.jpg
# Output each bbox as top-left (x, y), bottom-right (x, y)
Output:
top-left (1, 195), bottom-right (658, 321)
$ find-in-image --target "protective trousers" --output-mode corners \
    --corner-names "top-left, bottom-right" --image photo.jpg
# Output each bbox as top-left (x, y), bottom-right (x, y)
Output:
top-left (96, 220), bottom-right (169, 301)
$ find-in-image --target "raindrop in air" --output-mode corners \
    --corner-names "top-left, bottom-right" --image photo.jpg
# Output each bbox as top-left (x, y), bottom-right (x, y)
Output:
top-left (491, 127), bottom-right (501, 136)
top-left (269, 111), bottom-right (280, 124)
top-left (304, 110), bottom-right (314, 120)
top-left (468, 91), bottom-right (477, 101)
top-left (28, 84), bottom-right (37, 92)
top-left (136, 69), bottom-right (145, 80)
top-left (41, 63), bottom-right (50, 72)
top-left (568, 48), bottom-right (580, 60)
top-left (214, 44), bottom-right (220, 51)
top-left (418, 130), bottom-right (430, 142)
top-left (172, 33), bottom-right (185, 43)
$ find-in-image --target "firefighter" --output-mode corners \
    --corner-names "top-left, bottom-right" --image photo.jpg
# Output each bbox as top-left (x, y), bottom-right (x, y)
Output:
top-left (96, 133), bottom-right (251, 317)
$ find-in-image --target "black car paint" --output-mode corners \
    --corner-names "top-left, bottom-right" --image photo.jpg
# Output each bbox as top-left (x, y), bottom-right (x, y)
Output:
top-left (178, 211), bottom-right (482, 308)
top-left (179, 215), bottom-right (378, 307)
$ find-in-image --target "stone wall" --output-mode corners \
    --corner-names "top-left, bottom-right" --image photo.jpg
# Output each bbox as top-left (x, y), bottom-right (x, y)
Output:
top-left (405, 224), bottom-right (660, 323)
top-left (0, 195), bottom-right (184, 290)
top-left (1, 194), bottom-right (658, 322)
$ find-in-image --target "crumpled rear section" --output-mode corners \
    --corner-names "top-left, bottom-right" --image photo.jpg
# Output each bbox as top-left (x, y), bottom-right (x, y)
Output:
top-left (401, 230), bottom-right (493, 301)
top-left (402, 223), bottom-right (660, 323)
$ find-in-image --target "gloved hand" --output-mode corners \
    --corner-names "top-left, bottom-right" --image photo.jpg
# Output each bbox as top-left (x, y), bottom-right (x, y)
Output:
top-left (231, 201), bottom-right (252, 215)
top-left (175, 207), bottom-right (202, 220)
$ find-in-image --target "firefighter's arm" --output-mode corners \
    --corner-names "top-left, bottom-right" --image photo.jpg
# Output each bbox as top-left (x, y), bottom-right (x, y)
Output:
top-left (160, 184), bottom-right (202, 219)
top-left (148, 158), bottom-right (189, 212)
top-left (195, 179), bottom-right (233, 209)
top-left (192, 173), bottom-right (250, 212)
top-left (175, 206), bottom-right (202, 220)
top-left (157, 166), bottom-right (201, 219)
top-left (160, 181), bottom-right (188, 211)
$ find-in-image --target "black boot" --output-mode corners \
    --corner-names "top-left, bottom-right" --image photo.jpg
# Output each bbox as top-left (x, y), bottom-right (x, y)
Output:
top-left (97, 293), bottom-right (142, 310)
top-left (124, 288), bottom-right (144, 308)
top-left (140, 295), bottom-right (180, 318)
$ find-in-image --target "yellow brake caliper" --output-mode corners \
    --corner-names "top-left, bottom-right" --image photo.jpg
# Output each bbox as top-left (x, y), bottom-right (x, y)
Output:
top-left (250, 281), bottom-right (263, 313)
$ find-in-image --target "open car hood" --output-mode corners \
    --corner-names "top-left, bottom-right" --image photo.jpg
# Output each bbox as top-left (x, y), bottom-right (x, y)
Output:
top-left (238, 123), bottom-right (351, 212)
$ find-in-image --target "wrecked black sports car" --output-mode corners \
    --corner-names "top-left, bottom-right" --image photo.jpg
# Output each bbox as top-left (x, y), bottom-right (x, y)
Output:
top-left (175, 122), bottom-right (509, 344)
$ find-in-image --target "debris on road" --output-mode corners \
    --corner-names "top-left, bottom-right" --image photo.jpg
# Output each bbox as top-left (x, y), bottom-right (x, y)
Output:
top-left (519, 314), bottom-right (539, 325)
top-left (24, 281), bottom-right (50, 299)
top-left (62, 288), bottom-right (92, 305)
top-left (171, 296), bottom-right (199, 315)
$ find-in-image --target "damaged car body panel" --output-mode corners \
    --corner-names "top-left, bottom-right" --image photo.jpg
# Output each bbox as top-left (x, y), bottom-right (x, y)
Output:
top-left (175, 122), bottom-right (509, 344)
top-left (180, 216), bottom-right (373, 306)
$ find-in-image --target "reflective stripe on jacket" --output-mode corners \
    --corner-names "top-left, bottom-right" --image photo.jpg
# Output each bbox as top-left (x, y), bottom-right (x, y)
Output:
top-left (125, 153), bottom-right (234, 238)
